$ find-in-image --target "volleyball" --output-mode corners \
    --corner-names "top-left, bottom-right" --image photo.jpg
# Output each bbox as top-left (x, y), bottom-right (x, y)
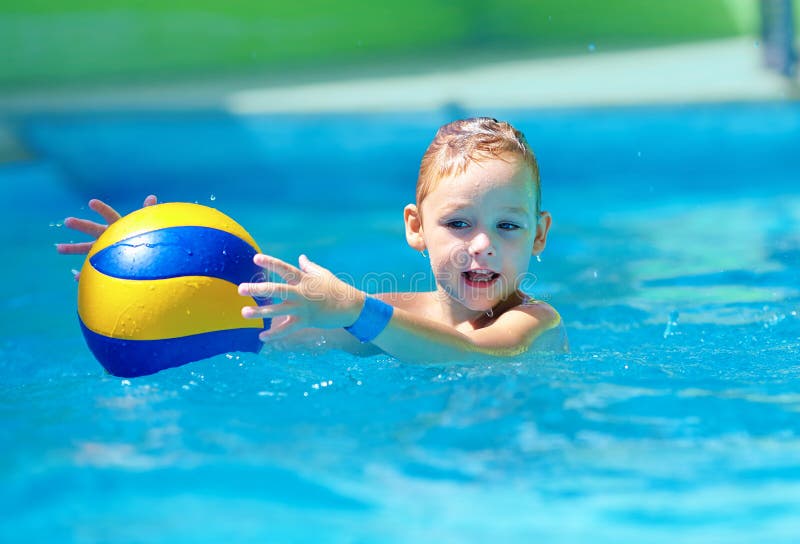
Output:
top-left (77, 202), bottom-right (269, 377)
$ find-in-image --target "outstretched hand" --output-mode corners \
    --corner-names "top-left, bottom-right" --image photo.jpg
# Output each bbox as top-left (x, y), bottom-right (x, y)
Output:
top-left (238, 254), bottom-right (366, 341)
top-left (56, 195), bottom-right (157, 280)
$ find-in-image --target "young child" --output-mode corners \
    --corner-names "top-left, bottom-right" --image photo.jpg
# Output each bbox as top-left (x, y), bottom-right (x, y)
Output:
top-left (58, 118), bottom-right (567, 363)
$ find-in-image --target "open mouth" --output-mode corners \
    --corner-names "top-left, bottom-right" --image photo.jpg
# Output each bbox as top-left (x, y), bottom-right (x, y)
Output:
top-left (463, 270), bottom-right (500, 288)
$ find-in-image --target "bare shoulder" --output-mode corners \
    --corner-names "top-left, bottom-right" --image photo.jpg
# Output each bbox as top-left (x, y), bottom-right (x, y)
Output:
top-left (477, 298), bottom-right (566, 353)
top-left (506, 299), bottom-right (568, 352)
top-left (459, 298), bottom-right (566, 355)
top-left (509, 298), bottom-right (561, 329)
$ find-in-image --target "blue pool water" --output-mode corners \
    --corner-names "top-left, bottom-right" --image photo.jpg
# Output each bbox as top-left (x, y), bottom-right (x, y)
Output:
top-left (2, 103), bottom-right (800, 542)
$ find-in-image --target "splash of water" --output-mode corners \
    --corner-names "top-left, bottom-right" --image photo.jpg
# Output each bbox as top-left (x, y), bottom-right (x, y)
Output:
top-left (663, 310), bottom-right (679, 339)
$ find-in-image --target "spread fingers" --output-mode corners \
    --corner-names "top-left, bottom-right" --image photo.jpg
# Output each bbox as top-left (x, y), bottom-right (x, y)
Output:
top-left (253, 254), bottom-right (303, 285)
top-left (56, 241), bottom-right (95, 255)
top-left (241, 302), bottom-right (297, 319)
top-left (88, 199), bottom-right (122, 224)
top-left (64, 217), bottom-right (107, 238)
top-left (238, 281), bottom-right (296, 301)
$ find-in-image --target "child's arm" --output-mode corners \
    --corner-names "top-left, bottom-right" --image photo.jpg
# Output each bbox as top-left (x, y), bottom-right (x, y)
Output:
top-left (364, 299), bottom-right (561, 363)
top-left (239, 254), bottom-right (562, 364)
top-left (56, 196), bottom-right (158, 278)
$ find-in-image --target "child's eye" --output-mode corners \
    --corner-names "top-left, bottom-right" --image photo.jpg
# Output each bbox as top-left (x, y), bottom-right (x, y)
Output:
top-left (445, 220), bottom-right (470, 229)
top-left (498, 222), bottom-right (522, 231)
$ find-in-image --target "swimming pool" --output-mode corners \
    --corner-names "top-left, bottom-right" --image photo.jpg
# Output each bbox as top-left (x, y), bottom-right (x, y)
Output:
top-left (2, 102), bottom-right (800, 542)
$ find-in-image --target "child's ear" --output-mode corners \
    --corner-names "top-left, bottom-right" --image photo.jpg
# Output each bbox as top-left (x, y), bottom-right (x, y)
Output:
top-left (532, 211), bottom-right (552, 255)
top-left (404, 204), bottom-right (426, 251)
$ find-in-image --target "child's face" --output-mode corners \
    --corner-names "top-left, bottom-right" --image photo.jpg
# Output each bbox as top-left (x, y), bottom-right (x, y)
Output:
top-left (417, 154), bottom-right (550, 313)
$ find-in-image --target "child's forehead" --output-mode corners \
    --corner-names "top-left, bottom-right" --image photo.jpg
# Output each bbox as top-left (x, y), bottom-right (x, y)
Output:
top-left (424, 177), bottom-right (537, 218)
top-left (432, 159), bottom-right (536, 198)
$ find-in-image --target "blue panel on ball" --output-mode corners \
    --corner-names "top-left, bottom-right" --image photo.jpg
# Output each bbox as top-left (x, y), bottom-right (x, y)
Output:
top-left (79, 317), bottom-right (269, 378)
top-left (90, 226), bottom-right (261, 285)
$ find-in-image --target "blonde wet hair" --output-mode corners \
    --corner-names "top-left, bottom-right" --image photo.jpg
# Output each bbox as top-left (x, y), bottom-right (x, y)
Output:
top-left (416, 117), bottom-right (541, 214)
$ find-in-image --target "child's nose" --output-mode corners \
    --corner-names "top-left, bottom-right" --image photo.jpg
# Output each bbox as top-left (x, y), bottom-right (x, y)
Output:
top-left (468, 232), bottom-right (495, 256)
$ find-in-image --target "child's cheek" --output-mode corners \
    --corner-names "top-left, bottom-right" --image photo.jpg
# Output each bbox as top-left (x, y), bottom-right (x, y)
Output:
top-left (446, 245), bottom-right (470, 269)
top-left (432, 255), bottom-right (459, 284)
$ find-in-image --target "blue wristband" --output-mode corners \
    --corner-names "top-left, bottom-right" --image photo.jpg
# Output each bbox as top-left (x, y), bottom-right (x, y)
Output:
top-left (344, 296), bottom-right (394, 343)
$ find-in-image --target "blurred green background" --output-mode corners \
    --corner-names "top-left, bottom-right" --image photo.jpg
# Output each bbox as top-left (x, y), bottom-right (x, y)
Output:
top-left (0, 0), bottom-right (778, 90)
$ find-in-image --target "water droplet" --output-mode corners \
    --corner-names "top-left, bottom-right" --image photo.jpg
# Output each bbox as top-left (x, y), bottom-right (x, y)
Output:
top-left (536, 255), bottom-right (542, 263)
top-left (663, 310), bottom-right (679, 338)
top-left (210, 194), bottom-right (216, 201)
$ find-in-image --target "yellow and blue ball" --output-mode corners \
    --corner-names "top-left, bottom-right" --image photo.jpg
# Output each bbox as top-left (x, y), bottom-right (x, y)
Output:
top-left (78, 202), bottom-right (269, 377)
